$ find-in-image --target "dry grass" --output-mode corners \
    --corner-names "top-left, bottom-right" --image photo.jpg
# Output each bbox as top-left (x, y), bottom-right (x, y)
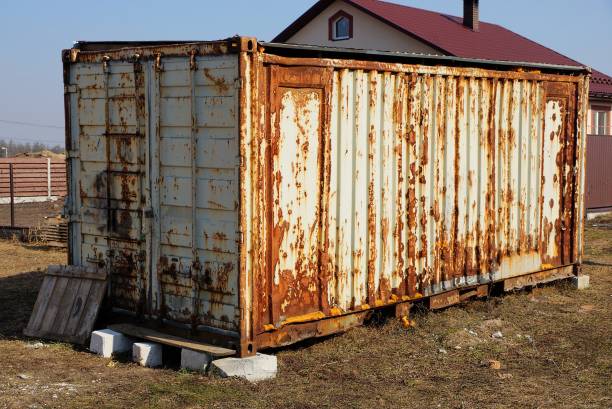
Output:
top-left (0, 239), bottom-right (66, 278)
top-left (0, 219), bottom-right (610, 409)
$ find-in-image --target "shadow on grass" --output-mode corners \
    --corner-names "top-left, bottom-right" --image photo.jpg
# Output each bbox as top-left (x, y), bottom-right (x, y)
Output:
top-left (0, 270), bottom-right (92, 357)
top-left (0, 270), bottom-right (44, 339)
top-left (24, 244), bottom-right (64, 252)
top-left (583, 259), bottom-right (612, 267)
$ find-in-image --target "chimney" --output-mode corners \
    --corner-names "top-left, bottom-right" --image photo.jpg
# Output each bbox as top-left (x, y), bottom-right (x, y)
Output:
top-left (463, 0), bottom-right (479, 31)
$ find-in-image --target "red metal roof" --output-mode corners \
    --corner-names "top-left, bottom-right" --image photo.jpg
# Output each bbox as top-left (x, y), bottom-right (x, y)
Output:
top-left (274, 0), bottom-right (612, 97)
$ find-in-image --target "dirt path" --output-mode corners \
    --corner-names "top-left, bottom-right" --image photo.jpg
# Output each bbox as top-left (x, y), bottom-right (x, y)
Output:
top-left (0, 219), bottom-right (610, 409)
top-left (0, 200), bottom-right (63, 228)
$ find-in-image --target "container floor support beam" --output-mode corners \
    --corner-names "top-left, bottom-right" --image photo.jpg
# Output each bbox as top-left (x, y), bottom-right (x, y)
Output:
top-left (503, 266), bottom-right (575, 292)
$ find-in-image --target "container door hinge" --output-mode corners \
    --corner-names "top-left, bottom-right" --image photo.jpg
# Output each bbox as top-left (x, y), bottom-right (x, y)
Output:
top-left (234, 78), bottom-right (243, 90)
top-left (64, 84), bottom-right (78, 94)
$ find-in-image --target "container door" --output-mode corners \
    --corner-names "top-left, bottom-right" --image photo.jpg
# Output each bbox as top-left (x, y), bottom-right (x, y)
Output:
top-left (266, 66), bottom-right (332, 327)
top-left (104, 61), bottom-right (151, 316)
top-left (68, 58), bottom-right (151, 316)
top-left (541, 82), bottom-right (577, 266)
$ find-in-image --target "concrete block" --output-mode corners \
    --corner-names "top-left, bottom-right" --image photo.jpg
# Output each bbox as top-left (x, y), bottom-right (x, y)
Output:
top-left (180, 349), bottom-right (212, 372)
top-left (89, 329), bottom-right (133, 358)
top-left (586, 210), bottom-right (612, 220)
top-left (572, 275), bottom-right (590, 290)
top-left (210, 353), bottom-right (277, 382)
top-left (132, 342), bottom-right (163, 368)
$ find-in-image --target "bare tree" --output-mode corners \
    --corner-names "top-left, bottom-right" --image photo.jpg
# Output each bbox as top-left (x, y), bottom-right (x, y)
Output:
top-left (0, 139), bottom-right (65, 157)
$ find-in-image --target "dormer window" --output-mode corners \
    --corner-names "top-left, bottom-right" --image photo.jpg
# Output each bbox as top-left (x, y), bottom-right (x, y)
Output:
top-left (329, 11), bottom-right (353, 41)
top-left (334, 16), bottom-right (350, 39)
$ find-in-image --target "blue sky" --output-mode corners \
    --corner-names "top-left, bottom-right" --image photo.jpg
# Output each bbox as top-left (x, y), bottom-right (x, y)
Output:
top-left (1, 0), bottom-right (611, 146)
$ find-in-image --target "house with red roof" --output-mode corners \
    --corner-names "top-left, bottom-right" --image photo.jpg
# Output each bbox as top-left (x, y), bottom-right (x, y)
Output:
top-left (274, 0), bottom-right (612, 212)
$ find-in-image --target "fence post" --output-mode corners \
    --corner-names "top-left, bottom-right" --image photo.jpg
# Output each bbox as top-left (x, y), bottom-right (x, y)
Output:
top-left (9, 163), bottom-right (15, 228)
top-left (47, 157), bottom-right (52, 199)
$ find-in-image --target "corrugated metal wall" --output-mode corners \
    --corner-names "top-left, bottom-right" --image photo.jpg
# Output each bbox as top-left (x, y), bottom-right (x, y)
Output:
top-left (325, 70), bottom-right (552, 310)
top-left (252, 62), bottom-right (581, 328)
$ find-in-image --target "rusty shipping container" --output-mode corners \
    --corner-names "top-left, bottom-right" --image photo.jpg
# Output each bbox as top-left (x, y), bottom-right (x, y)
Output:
top-left (63, 38), bottom-right (590, 356)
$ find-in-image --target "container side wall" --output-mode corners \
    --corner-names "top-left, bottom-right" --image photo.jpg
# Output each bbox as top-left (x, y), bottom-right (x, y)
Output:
top-left (250, 61), bottom-right (583, 333)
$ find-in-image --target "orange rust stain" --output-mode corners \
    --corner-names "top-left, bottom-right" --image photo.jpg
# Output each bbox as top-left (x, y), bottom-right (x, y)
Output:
top-left (280, 311), bottom-right (325, 326)
top-left (202, 68), bottom-right (230, 93)
top-left (330, 307), bottom-right (342, 316)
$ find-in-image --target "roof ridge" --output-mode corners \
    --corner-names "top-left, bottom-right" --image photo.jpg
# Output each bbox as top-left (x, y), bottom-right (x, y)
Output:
top-left (492, 22), bottom-right (583, 67)
top-left (367, 0), bottom-right (583, 67)
top-left (367, 0), bottom-right (508, 29)
top-left (274, 0), bottom-right (612, 93)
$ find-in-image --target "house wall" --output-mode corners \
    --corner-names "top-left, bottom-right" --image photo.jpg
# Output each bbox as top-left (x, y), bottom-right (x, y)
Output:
top-left (586, 98), bottom-right (612, 210)
top-left (286, 0), bottom-right (440, 54)
top-left (588, 99), bottom-right (612, 135)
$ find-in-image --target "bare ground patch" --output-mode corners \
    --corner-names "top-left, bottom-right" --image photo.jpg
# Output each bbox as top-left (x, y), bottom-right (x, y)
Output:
top-left (0, 200), bottom-right (63, 229)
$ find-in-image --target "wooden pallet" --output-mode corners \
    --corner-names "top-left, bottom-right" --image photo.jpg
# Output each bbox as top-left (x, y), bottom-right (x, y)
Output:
top-left (39, 218), bottom-right (68, 248)
top-left (24, 265), bottom-right (107, 344)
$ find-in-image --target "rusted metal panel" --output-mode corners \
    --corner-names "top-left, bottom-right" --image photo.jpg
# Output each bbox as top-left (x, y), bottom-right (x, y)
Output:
top-left (247, 55), bottom-right (587, 353)
top-left (267, 66), bottom-right (332, 327)
top-left (64, 38), bottom-right (589, 356)
top-left (66, 43), bottom-right (242, 342)
top-left (152, 54), bottom-right (241, 333)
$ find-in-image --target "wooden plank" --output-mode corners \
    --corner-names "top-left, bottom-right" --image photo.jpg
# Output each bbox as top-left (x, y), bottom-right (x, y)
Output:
top-left (47, 265), bottom-right (107, 281)
top-left (52, 277), bottom-right (83, 334)
top-left (24, 265), bottom-right (107, 344)
top-left (62, 279), bottom-right (93, 336)
top-left (40, 277), bottom-right (69, 333)
top-left (108, 323), bottom-right (236, 357)
top-left (75, 282), bottom-right (107, 341)
top-left (25, 275), bottom-right (59, 331)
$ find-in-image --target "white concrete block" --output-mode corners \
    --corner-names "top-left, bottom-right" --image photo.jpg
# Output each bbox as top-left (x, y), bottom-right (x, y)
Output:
top-left (572, 275), bottom-right (590, 290)
top-left (210, 353), bottom-right (277, 382)
top-left (180, 349), bottom-right (212, 372)
top-left (132, 342), bottom-right (163, 368)
top-left (586, 210), bottom-right (612, 220)
top-left (89, 329), bottom-right (133, 358)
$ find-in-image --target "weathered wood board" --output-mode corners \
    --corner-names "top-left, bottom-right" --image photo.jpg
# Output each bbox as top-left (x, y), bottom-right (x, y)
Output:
top-left (108, 323), bottom-right (236, 357)
top-left (24, 265), bottom-right (107, 344)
